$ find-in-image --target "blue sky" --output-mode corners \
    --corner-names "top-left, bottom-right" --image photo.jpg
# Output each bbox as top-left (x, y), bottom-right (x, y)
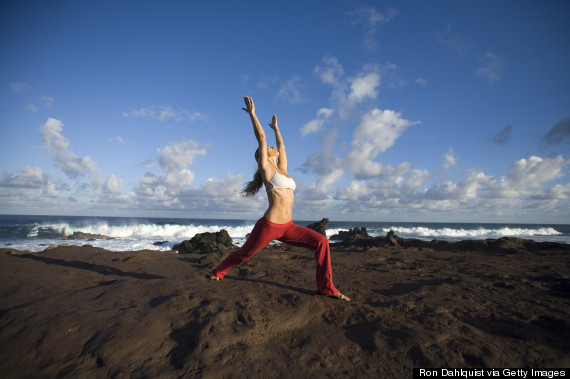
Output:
top-left (1, 0), bottom-right (569, 223)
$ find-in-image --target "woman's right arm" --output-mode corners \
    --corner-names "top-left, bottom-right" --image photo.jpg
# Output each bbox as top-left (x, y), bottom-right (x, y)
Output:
top-left (243, 96), bottom-right (267, 161)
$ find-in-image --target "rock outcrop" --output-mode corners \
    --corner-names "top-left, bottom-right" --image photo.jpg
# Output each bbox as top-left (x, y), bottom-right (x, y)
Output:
top-left (330, 227), bottom-right (371, 242)
top-left (63, 232), bottom-right (115, 241)
top-left (306, 218), bottom-right (329, 237)
top-left (173, 230), bottom-right (236, 254)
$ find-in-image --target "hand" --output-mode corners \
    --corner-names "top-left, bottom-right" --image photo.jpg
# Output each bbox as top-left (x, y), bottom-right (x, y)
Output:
top-left (242, 96), bottom-right (255, 115)
top-left (269, 114), bottom-right (278, 130)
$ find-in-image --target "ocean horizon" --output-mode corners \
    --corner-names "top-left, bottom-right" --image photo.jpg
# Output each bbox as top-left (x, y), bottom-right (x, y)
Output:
top-left (1, 214), bottom-right (568, 252)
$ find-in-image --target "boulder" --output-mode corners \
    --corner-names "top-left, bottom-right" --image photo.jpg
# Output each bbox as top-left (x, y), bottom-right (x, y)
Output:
top-left (63, 231), bottom-right (115, 241)
top-left (306, 218), bottom-right (329, 237)
top-left (173, 230), bottom-right (236, 254)
top-left (330, 227), bottom-right (371, 242)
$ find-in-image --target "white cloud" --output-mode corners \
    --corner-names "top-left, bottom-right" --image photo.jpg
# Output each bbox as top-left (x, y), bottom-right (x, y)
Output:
top-left (302, 128), bottom-right (344, 194)
top-left (345, 108), bottom-right (419, 178)
top-left (157, 140), bottom-right (207, 172)
top-left (40, 118), bottom-right (98, 179)
top-left (433, 26), bottom-right (472, 56)
top-left (337, 180), bottom-right (369, 201)
top-left (276, 75), bottom-right (308, 104)
top-left (349, 7), bottom-right (399, 51)
top-left (40, 96), bottom-right (54, 108)
top-left (443, 147), bottom-right (458, 169)
top-left (416, 78), bottom-right (427, 86)
top-left (25, 104), bottom-right (38, 113)
top-left (103, 174), bottom-right (123, 194)
top-left (132, 140), bottom-right (208, 206)
top-left (301, 108), bottom-right (334, 137)
top-left (325, 154), bottom-right (569, 222)
top-left (476, 52), bottom-right (506, 86)
top-left (123, 105), bottom-right (203, 122)
top-left (9, 82), bottom-right (31, 92)
top-left (537, 183), bottom-right (570, 200)
top-left (0, 166), bottom-right (45, 188)
top-left (489, 155), bottom-right (568, 197)
top-left (314, 55), bottom-right (345, 86)
top-left (347, 72), bottom-right (380, 106)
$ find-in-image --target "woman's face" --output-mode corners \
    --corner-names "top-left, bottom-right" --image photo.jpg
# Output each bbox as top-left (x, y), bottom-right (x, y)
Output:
top-left (267, 145), bottom-right (279, 158)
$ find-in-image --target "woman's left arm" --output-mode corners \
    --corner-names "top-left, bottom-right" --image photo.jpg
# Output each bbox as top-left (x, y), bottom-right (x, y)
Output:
top-left (270, 115), bottom-right (287, 171)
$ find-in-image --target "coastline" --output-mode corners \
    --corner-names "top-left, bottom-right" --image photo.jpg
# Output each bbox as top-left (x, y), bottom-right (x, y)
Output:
top-left (1, 237), bottom-right (569, 377)
top-left (1, 214), bottom-right (569, 252)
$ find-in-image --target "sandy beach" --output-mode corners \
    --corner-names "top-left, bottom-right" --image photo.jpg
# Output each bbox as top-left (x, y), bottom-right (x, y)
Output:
top-left (1, 237), bottom-right (569, 378)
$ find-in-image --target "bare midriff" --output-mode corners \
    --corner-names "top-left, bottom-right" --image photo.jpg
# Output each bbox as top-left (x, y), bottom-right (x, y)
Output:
top-left (264, 188), bottom-right (295, 224)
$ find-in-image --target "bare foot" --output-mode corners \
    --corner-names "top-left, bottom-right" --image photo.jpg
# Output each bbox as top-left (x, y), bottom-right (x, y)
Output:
top-left (330, 292), bottom-right (350, 301)
top-left (209, 274), bottom-right (221, 281)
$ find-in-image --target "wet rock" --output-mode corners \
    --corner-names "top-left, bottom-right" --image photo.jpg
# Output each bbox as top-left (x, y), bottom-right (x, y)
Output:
top-left (63, 231), bottom-right (115, 241)
top-left (173, 230), bottom-right (236, 254)
top-left (307, 218), bottom-right (329, 237)
top-left (330, 227), bottom-right (371, 242)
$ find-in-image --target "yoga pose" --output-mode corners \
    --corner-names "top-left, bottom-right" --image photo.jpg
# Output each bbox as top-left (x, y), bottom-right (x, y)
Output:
top-left (209, 96), bottom-right (350, 301)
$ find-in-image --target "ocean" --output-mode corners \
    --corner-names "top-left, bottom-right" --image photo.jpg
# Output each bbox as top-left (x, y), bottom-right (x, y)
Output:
top-left (1, 214), bottom-right (568, 252)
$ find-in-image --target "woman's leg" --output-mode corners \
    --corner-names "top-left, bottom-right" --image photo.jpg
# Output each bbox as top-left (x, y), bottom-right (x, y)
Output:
top-left (278, 224), bottom-right (340, 296)
top-left (210, 218), bottom-right (283, 279)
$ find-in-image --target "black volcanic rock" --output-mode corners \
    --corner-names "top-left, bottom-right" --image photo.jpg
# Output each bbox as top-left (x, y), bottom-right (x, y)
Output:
top-left (63, 232), bottom-right (115, 241)
top-left (307, 218), bottom-right (329, 237)
top-left (330, 227), bottom-right (371, 242)
top-left (173, 230), bottom-right (236, 254)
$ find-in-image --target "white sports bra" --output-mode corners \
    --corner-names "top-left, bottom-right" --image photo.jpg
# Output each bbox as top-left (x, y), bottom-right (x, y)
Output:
top-left (266, 171), bottom-right (296, 192)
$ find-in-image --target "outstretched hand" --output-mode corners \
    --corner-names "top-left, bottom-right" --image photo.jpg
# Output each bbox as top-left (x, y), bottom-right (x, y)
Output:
top-left (269, 114), bottom-right (278, 130)
top-left (242, 96), bottom-right (255, 115)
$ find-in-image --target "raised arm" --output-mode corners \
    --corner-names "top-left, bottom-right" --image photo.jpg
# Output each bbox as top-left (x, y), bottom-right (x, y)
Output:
top-left (269, 115), bottom-right (287, 172)
top-left (242, 96), bottom-right (268, 164)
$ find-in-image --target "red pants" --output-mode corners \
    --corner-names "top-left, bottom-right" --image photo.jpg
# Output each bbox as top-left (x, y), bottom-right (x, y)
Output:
top-left (210, 217), bottom-right (339, 296)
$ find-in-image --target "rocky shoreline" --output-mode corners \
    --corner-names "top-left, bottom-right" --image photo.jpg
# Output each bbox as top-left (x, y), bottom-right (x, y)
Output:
top-left (1, 226), bottom-right (569, 377)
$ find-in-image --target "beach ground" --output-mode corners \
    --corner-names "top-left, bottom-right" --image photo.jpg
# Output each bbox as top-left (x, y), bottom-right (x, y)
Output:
top-left (1, 239), bottom-right (569, 378)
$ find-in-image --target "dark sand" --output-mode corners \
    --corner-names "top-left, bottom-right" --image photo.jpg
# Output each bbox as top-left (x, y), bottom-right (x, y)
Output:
top-left (1, 238), bottom-right (569, 378)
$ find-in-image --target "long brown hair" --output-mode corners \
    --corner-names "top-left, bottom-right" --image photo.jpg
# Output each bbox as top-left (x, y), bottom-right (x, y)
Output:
top-left (240, 148), bottom-right (263, 198)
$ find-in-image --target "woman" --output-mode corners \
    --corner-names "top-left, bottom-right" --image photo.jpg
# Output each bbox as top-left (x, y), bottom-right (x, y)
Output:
top-left (209, 96), bottom-right (350, 301)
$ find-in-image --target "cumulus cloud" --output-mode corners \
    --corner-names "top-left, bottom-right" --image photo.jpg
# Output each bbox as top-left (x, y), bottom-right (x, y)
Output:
top-left (489, 155), bottom-right (568, 198)
top-left (349, 7), bottom-right (399, 51)
top-left (157, 140), bottom-right (207, 172)
top-left (103, 174), bottom-right (123, 194)
top-left (40, 118), bottom-right (98, 179)
top-left (347, 72), bottom-right (380, 106)
top-left (314, 56), bottom-right (385, 118)
top-left (123, 105), bottom-right (203, 122)
top-left (536, 183), bottom-right (570, 200)
top-left (443, 147), bottom-right (458, 169)
top-left (345, 108), bottom-right (419, 178)
top-left (301, 108), bottom-right (334, 137)
top-left (337, 180), bottom-right (369, 201)
top-left (492, 125), bottom-right (513, 145)
top-left (476, 52), bottom-right (506, 86)
top-left (302, 128), bottom-right (344, 194)
top-left (541, 117), bottom-right (570, 145)
top-left (323, 153), bottom-right (569, 221)
top-left (0, 166), bottom-right (46, 188)
top-left (133, 140), bottom-right (208, 206)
